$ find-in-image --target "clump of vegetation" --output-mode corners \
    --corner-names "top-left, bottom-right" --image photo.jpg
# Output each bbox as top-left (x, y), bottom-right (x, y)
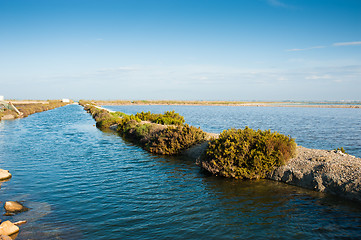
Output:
top-left (80, 101), bottom-right (206, 155)
top-left (135, 111), bottom-right (185, 125)
top-left (116, 115), bottom-right (142, 132)
top-left (117, 116), bottom-right (205, 155)
top-left (82, 104), bottom-right (124, 128)
top-left (334, 147), bottom-right (347, 154)
top-left (120, 121), bottom-right (164, 144)
top-left (146, 124), bottom-right (206, 155)
top-left (200, 127), bottom-right (297, 179)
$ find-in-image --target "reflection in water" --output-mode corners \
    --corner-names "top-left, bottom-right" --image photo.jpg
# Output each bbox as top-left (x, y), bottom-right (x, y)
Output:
top-left (0, 105), bottom-right (360, 239)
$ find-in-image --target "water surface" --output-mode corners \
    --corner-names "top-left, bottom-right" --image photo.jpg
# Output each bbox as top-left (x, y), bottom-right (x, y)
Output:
top-left (106, 105), bottom-right (361, 157)
top-left (0, 105), bottom-right (360, 239)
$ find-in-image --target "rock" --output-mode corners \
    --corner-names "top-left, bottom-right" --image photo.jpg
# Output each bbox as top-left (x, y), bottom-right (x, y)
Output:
top-left (14, 221), bottom-right (27, 226)
top-left (268, 146), bottom-right (361, 202)
top-left (4, 201), bottom-right (28, 213)
top-left (0, 170), bottom-right (11, 181)
top-left (0, 235), bottom-right (12, 240)
top-left (0, 221), bottom-right (19, 236)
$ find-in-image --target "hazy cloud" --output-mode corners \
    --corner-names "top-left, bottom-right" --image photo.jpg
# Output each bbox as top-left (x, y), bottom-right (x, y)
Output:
top-left (96, 66), bottom-right (137, 73)
top-left (333, 41), bottom-right (361, 46)
top-left (287, 41), bottom-right (361, 52)
top-left (305, 74), bottom-right (332, 80)
top-left (4, 64), bottom-right (360, 100)
top-left (287, 46), bottom-right (326, 52)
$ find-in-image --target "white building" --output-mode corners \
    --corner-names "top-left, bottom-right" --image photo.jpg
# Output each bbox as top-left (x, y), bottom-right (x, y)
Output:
top-left (62, 98), bottom-right (70, 103)
top-left (0, 96), bottom-right (4, 101)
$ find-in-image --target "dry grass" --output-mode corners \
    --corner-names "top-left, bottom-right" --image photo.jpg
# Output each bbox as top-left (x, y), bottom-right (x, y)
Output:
top-left (0, 100), bottom-right (70, 120)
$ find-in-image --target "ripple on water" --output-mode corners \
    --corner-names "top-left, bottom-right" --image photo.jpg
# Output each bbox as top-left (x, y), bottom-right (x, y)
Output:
top-left (0, 105), bottom-right (361, 239)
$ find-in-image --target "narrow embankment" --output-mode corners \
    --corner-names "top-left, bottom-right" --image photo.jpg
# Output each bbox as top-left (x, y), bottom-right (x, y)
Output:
top-left (0, 100), bottom-right (71, 121)
top-left (81, 101), bottom-right (214, 155)
top-left (80, 101), bottom-right (361, 202)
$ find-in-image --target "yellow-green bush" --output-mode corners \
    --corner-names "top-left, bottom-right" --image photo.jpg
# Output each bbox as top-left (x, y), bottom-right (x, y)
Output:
top-left (201, 127), bottom-right (297, 179)
top-left (118, 120), bottom-right (206, 155)
top-left (135, 110), bottom-right (185, 125)
top-left (82, 104), bottom-right (124, 128)
top-left (81, 102), bottom-right (205, 155)
top-left (146, 124), bottom-right (206, 155)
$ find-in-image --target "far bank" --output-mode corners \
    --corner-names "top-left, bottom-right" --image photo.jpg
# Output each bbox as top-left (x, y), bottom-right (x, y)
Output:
top-left (90, 100), bottom-right (361, 109)
top-left (0, 100), bottom-right (72, 121)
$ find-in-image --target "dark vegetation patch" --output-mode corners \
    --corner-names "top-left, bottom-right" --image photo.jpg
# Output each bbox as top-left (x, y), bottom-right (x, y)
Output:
top-left (146, 124), bottom-right (206, 155)
top-left (80, 101), bottom-right (297, 178)
top-left (135, 111), bottom-right (185, 125)
top-left (200, 127), bottom-right (297, 179)
top-left (80, 100), bottom-right (206, 155)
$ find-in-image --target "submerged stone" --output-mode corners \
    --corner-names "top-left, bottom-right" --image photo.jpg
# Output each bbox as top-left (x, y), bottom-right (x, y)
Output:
top-left (4, 201), bottom-right (28, 213)
top-left (0, 170), bottom-right (11, 181)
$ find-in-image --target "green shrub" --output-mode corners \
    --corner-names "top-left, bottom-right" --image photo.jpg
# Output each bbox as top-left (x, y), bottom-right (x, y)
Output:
top-left (116, 115), bottom-right (141, 132)
top-left (135, 110), bottom-right (185, 125)
top-left (146, 124), bottom-right (206, 155)
top-left (135, 111), bottom-right (158, 122)
top-left (82, 102), bottom-right (205, 156)
top-left (96, 114), bottom-right (123, 128)
top-left (201, 127), bottom-right (297, 179)
top-left (82, 104), bottom-right (124, 129)
top-left (111, 111), bottom-right (128, 118)
top-left (121, 122), bottom-right (163, 144)
top-left (154, 110), bottom-right (185, 125)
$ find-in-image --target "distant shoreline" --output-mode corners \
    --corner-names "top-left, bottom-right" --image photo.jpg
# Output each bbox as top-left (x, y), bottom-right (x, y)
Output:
top-left (92, 100), bottom-right (361, 109)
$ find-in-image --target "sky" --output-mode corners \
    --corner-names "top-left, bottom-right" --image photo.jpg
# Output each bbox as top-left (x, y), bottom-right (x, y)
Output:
top-left (1, 0), bottom-right (361, 101)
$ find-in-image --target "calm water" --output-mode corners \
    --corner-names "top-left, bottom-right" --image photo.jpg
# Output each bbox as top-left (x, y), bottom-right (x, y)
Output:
top-left (106, 105), bottom-right (361, 157)
top-left (0, 105), bottom-right (360, 239)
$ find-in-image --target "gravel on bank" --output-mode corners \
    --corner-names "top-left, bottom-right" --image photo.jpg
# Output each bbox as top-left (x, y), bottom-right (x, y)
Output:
top-left (268, 146), bottom-right (361, 202)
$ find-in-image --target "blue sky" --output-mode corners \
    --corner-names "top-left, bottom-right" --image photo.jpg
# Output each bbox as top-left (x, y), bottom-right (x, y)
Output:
top-left (1, 0), bottom-right (360, 101)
